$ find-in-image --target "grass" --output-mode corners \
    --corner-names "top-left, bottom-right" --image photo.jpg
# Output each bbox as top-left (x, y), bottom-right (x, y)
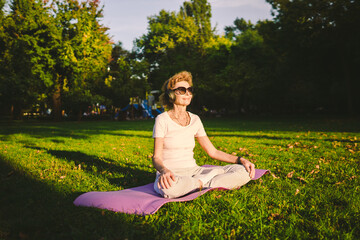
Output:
top-left (0, 117), bottom-right (359, 239)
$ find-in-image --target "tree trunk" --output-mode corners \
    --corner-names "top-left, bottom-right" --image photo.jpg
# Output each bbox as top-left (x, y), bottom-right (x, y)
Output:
top-left (77, 110), bottom-right (82, 121)
top-left (52, 83), bottom-right (62, 121)
top-left (11, 104), bottom-right (22, 120)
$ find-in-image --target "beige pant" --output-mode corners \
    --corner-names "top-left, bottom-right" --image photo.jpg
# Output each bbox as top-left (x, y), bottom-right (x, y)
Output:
top-left (154, 164), bottom-right (251, 199)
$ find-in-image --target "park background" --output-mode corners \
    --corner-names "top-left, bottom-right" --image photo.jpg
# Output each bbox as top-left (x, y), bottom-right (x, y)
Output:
top-left (1, 0), bottom-right (359, 120)
top-left (0, 0), bottom-right (359, 239)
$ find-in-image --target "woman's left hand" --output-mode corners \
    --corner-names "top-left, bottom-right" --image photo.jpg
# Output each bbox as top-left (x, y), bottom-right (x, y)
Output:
top-left (239, 157), bottom-right (256, 179)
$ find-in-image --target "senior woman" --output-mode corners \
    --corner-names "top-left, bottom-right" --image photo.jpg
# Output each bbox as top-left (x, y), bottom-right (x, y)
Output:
top-left (152, 71), bottom-right (255, 199)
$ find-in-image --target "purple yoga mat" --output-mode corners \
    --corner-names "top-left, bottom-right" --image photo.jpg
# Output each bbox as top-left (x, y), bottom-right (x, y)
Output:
top-left (74, 168), bottom-right (269, 215)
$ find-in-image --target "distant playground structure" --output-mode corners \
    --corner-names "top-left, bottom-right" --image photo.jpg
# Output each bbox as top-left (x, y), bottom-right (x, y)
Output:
top-left (115, 90), bottom-right (164, 120)
top-left (20, 90), bottom-right (164, 121)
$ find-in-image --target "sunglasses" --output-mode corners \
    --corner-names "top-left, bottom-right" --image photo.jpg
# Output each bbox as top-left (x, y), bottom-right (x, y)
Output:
top-left (172, 87), bottom-right (193, 95)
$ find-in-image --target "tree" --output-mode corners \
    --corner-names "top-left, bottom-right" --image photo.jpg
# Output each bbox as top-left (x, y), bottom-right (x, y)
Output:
top-left (202, 18), bottom-right (276, 113)
top-left (50, 0), bottom-right (112, 120)
top-left (136, 0), bottom-right (215, 110)
top-left (0, 0), bottom-right (8, 115)
top-left (102, 42), bottom-right (149, 108)
top-left (0, 0), bottom-right (112, 120)
top-left (266, 0), bottom-right (360, 114)
top-left (1, 0), bottom-right (56, 119)
top-left (180, 0), bottom-right (213, 44)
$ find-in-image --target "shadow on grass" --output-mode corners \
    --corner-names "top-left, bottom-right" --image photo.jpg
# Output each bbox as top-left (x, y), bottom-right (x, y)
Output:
top-left (0, 120), bottom-right (154, 140)
top-left (25, 146), bottom-right (154, 188)
top-left (203, 116), bottom-right (360, 133)
top-left (0, 155), bottom-right (157, 240)
top-left (208, 133), bottom-right (360, 143)
top-left (1, 117), bottom-right (359, 143)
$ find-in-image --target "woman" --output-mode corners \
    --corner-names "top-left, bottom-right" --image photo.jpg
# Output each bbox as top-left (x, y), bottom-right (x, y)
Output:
top-left (152, 71), bottom-right (255, 199)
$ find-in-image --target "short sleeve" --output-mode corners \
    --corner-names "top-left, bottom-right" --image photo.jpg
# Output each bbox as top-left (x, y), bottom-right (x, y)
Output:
top-left (194, 116), bottom-right (207, 137)
top-left (152, 114), bottom-right (166, 138)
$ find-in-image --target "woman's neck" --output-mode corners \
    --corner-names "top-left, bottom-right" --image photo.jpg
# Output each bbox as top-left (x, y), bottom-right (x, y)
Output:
top-left (171, 104), bottom-right (187, 116)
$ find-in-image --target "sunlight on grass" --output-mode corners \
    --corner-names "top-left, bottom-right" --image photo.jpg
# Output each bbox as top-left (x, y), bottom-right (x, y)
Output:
top-left (0, 118), bottom-right (359, 239)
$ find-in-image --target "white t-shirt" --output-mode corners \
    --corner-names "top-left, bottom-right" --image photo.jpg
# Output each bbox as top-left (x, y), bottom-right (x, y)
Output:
top-left (152, 111), bottom-right (207, 171)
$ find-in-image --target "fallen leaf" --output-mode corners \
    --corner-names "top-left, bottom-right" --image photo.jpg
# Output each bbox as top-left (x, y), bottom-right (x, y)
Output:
top-left (238, 147), bottom-right (248, 152)
top-left (297, 177), bottom-right (306, 182)
top-left (271, 173), bottom-right (279, 179)
top-left (287, 171), bottom-right (294, 178)
top-left (315, 165), bottom-right (320, 169)
top-left (295, 189), bottom-right (300, 195)
top-left (268, 213), bottom-right (281, 220)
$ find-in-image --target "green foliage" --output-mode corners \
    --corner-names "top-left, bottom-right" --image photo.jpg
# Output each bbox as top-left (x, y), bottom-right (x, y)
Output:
top-left (265, 0), bottom-right (360, 114)
top-left (0, 0), bottom-right (56, 118)
top-left (50, 0), bottom-right (112, 119)
top-left (0, 118), bottom-right (359, 239)
top-left (0, 0), bottom-right (112, 120)
top-left (1, 0), bottom-right (359, 118)
top-left (101, 42), bottom-right (150, 107)
top-left (135, 0), bottom-right (360, 115)
top-left (136, 0), bottom-right (215, 92)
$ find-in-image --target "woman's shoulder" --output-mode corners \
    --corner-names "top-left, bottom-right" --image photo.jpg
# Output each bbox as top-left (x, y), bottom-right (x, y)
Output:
top-left (188, 112), bottom-right (201, 121)
top-left (155, 111), bottom-right (169, 121)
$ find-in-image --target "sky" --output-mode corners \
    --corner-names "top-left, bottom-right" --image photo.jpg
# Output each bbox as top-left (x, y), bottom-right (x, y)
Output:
top-left (99, 0), bottom-right (274, 50)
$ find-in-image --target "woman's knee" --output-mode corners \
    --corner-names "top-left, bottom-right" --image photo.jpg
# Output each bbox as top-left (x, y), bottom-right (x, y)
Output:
top-left (209, 164), bottom-right (251, 189)
top-left (232, 164), bottom-right (251, 186)
top-left (158, 176), bottom-right (199, 199)
top-left (159, 187), bottom-right (181, 199)
top-left (157, 176), bottom-right (183, 199)
top-left (224, 164), bottom-right (248, 174)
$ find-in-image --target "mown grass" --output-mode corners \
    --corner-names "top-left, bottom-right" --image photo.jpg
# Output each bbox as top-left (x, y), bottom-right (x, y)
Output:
top-left (0, 117), bottom-right (359, 239)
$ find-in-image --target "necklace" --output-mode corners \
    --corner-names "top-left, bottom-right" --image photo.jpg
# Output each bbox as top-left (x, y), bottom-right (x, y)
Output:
top-left (171, 111), bottom-right (189, 126)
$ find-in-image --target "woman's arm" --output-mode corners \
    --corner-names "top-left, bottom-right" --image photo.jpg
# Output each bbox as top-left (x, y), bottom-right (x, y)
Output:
top-left (196, 136), bottom-right (255, 178)
top-left (152, 137), bottom-right (176, 189)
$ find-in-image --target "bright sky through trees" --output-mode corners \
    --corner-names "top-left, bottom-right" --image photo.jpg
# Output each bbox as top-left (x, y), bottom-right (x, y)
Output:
top-left (100, 0), bottom-right (273, 50)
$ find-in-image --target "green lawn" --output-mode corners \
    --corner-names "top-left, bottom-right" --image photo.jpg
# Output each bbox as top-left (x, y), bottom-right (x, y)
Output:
top-left (0, 117), bottom-right (359, 239)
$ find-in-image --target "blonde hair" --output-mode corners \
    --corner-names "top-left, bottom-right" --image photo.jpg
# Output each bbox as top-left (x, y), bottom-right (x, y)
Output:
top-left (160, 71), bottom-right (193, 109)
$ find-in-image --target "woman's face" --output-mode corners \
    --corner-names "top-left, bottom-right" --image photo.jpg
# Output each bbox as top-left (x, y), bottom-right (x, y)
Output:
top-left (172, 81), bottom-right (192, 107)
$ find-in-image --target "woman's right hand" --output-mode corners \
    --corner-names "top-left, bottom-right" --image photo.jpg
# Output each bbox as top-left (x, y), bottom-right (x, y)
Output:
top-left (158, 169), bottom-right (176, 189)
